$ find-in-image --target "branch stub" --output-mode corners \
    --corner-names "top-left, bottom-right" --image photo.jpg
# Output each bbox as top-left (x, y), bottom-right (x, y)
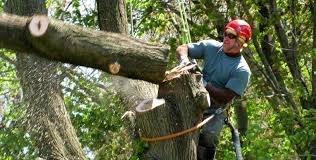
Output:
top-left (135, 99), bottom-right (165, 113)
top-left (29, 15), bottom-right (49, 37)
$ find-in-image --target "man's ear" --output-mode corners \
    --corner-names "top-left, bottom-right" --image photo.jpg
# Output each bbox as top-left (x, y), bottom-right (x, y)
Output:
top-left (237, 39), bottom-right (246, 48)
top-left (239, 42), bottom-right (245, 52)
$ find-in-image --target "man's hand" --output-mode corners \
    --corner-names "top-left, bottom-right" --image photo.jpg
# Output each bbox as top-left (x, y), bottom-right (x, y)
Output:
top-left (179, 56), bottom-right (191, 67)
top-left (176, 44), bottom-right (190, 67)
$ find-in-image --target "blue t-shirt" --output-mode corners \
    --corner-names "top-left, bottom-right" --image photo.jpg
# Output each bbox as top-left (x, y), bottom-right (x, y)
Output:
top-left (188, 40), bottom-right (251, 96)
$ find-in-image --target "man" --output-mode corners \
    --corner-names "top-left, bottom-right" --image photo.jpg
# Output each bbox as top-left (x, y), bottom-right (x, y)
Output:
top-left (176, 19), bottom-right (252, 160)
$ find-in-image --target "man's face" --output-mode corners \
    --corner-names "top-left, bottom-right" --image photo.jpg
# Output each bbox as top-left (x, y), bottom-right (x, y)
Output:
top-left (223, 31), bottom-right (243, 54)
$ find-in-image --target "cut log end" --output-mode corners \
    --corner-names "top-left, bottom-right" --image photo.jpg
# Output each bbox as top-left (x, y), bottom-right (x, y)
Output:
top-left (28, 15), bottom-right (49, 37)
top-left (136, 99), bottom-right (165, 113)
top-left (108, 62), bottom-right (121, 74)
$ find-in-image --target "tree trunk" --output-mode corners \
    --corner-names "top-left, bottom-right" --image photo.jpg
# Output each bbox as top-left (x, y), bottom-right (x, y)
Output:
top-left (95, 0), bottom-right (158, 158)
top-left (136, 72), bottom-right (209, 160)
top-left (97, 0), bottom-right (128, 34)
top-left (0, 13), bottom-right (170, 84)
top-left (96, 0), bottom-right (158, 109)
top-left (4, 0), bottom-right (85, 159)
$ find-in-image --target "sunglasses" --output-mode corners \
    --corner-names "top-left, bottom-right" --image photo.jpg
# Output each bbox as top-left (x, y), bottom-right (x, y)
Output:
top-left (224, 32), bottom-right (238, 39)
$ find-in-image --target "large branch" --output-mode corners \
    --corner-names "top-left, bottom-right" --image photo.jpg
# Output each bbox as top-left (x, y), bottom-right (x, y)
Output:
top-left (0, 13), bottom-right (170, 84)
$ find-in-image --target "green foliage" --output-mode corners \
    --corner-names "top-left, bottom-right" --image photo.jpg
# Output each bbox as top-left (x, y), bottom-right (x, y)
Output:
top-left (0, 49), bottom-right (37, 159)
top-left (48, 0), bottom-right (98, 28)
top-left (0, 125), bottom-right (37, 159)
top-left (64, 83), bottom-right (125, 150)
top-left (60, 67), bottom-right (132, 159)
top-left (0, 0), bottom-right (4, 12)
top-left (129, 139), bottom-right (149, 160)
top-left (241, 100), bottom-right (296, 159)
top-left (128, 1), bottom-right (171, 40)
top-left (218, 98), bottom-right (299, 159)
top-left (93, 127), bottom-right (133, 160)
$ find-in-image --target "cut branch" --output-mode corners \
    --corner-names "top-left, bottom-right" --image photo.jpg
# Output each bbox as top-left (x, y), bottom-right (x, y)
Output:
top-left (0, 13), bottom-right (170, 84)
top-left (29, 15), bottom-right (49, 37)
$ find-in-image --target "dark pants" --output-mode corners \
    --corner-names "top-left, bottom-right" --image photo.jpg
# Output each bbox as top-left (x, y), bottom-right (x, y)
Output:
top-left (197, 107), bottom-right (227, 160)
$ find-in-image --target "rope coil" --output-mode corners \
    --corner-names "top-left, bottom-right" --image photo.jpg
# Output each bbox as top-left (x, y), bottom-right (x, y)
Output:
top-left (140, 114), bottom-right (215, 142)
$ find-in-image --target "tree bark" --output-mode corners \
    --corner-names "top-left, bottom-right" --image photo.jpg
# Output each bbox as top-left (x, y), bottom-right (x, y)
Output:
top-left (136, 71), bottom-right (209, 160)
top-left (97, 0), bottom-right (128, 34)
top-left (95, 0), bottom-right (159, 158)
top-left (0, 13), bottom-right (170, 84)
top-left (5, 0), bottom-right (86, 159)
top-left (96, 0), bottom-right (158, 109)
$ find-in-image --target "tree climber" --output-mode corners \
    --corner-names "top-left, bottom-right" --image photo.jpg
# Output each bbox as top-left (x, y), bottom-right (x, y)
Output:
top-left (176, 19), bottom-right (252, 160)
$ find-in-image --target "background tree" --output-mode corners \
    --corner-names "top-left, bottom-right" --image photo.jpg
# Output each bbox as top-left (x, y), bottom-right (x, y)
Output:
top-left (96, 0), bottom-right (158, 118)
top-left (95, 0), bottom-right (158, 158)
top-left (4, 0), bottom-right (85, 159)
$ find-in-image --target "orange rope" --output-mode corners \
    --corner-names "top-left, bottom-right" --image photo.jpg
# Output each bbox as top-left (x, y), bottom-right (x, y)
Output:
top-left (140, 114), bottom-right (215, 142)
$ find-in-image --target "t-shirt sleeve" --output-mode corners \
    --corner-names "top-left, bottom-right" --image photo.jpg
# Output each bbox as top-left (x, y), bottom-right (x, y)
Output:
top-left (225, 69), bottom-right (251, 96)
top-left (187, 40), bottom-right (209, 59)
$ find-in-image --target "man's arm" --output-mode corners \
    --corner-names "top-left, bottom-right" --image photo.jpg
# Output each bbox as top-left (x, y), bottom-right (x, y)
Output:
top-left (177, 42), bottom-right (237, 104)
top-left (205, 82), bottom-right (238, 105)
top-left (176, 44), bottom-right (188, 59)
top-left (176, 44), bottom-right (191, 66)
